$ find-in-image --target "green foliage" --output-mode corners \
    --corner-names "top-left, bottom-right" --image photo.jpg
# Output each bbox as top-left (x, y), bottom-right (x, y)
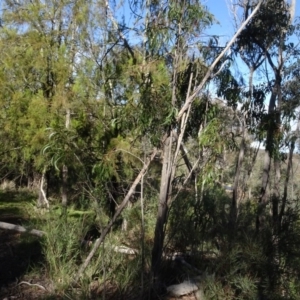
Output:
top-left (1, 0), bottom-right (300, 299)
top-left (216, 68), bottom-right (241, 109)
top-left (36, 214), bottom-right (82, 289)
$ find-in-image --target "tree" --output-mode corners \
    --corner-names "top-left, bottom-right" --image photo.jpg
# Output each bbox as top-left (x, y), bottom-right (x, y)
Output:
top-left (0, 0), bottom-right (110, 209)
top-left (232, 0), bottom-right (300, 294)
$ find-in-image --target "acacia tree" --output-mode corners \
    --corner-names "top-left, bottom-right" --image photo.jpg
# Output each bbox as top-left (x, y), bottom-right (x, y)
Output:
top-left (0, 0), bottom-right (112, 208)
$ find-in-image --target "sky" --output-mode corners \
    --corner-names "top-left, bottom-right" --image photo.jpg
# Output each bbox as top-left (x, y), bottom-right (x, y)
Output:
top-left (203, 0), bottom-right (300, 40)
top-left (204, 0), bottom-right (300, 149)
top-left (205, 0), bottom-right (235, 42)
top-left (204, 0), bottom-right (300, 91)
top-left (205, 0), bottom-right (300, 42)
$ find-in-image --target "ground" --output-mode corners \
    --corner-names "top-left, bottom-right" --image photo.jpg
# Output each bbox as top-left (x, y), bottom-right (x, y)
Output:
top-left (0, 215), bottom-right (49, 300)
top-left (0, 191), bottom-right (49, 300)
top-left (0, 191), bottom-right (199, 300)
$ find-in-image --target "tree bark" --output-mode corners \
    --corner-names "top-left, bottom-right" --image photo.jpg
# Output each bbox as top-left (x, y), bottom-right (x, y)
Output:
top-left (151, 135), bottom-right (174, 280)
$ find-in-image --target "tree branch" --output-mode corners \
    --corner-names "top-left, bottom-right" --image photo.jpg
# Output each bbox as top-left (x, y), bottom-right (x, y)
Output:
top-left (73, 148), bottom-right (158, 284)
top-left (176, 0), bottom-right (264, 121)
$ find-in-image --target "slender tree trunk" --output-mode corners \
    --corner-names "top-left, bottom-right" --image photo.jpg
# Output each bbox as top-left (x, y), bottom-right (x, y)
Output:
top-left (61, 108), bottom-right (70, 215)
top-left (257, 75), bottom-right (280, 230)
top-left (37, 168), bottom-right (49, 209)
top-left (230, 65), bottom-right (254, 226)
top-left (257, 148), bottom-right (271, 230)
top-left (151, 135), bottom-right (174, 280)
top-left (230, 135), bottom-right (245, 226)
top-left (279, 129), bottom-right (297, 226)
top-left (61, 165), bottom-right (68, 213)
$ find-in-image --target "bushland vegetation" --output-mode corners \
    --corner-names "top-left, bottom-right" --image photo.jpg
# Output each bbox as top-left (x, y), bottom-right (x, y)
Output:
top-left (1, 0), bottom-right (300, 299)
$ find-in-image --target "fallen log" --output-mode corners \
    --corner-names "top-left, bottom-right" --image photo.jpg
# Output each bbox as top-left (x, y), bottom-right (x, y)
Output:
top-left (0, 221), bottom-right (45, 237)
top-left (0, 221), bottom-right (139, 255)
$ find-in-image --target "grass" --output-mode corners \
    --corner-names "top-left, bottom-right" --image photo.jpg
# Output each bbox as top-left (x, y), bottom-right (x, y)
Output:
top-left (0, 190), bottom-right (35, 220)
top-left (0, 189), bottom-right (46, 300)
top-left (0, 189), bottom-right (99, 298)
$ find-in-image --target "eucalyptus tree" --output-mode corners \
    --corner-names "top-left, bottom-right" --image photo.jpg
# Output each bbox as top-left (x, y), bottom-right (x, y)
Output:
top-left (234, 0), bottom-right (298, 230)
top-left (107, 0), bottom-right (263, 283)
top-left (280, 61), bottom-right (300, 220)
top-left (229, 0), bottom-right (268, 224)
top-left (232, 0), bottom-right (300, 295)
top-left (136, 0), bottom-right (215, 280)
top-left (0, 0), bottom-right (266, 290)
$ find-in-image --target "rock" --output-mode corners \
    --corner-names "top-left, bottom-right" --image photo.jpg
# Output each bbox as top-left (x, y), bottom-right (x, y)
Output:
top-left (167, 278), bottom-right (200, 297)
top-left (195, 288), bottom-right (206, 300)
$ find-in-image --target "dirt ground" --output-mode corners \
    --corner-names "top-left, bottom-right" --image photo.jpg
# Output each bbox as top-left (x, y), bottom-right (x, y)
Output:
top-left (0, 215), bottom-right (49, 300)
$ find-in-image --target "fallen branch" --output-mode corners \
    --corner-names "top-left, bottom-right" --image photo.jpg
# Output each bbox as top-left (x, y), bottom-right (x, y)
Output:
top-left (38, 168), bottom-right (49, 209)
top-left (113, 245), bottom-right (138, 255)
top-left (0, 221), bottom-right (45, 237)
top-left (18, 281), bottom-right (46, 291)
top-left (82, 239), bottom-right (139, 255)
top-left (73, 148), bottom-right (158, 284)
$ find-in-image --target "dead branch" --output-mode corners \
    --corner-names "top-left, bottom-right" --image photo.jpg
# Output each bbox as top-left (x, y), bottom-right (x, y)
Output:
top-left (0, 221), bottom-right (45, 237)
top-left (18, 281), bottom-right (47, 291)
top-left (73, 148), bottom-right (158, 284)
top-left (176, 0), bottom-right (264, 121)
top-left (113, 245), bottom-right (138, 255)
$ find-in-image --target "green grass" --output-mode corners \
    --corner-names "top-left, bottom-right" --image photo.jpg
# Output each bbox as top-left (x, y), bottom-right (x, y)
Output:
top-left (0, 190), bottom-right (36, 221)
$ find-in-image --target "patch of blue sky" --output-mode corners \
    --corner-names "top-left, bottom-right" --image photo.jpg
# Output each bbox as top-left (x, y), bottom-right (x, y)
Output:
top-left (206, 0), bottom-right (300, 151)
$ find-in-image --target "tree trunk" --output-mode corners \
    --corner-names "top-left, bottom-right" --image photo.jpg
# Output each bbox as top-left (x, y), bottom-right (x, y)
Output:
top-left (257, 74), bottom-right (280, 230)
top-left (279, 130), bottom-right (297, 226)
top-left (230, 135), bottom-right (245, 226)
top-left (61, 108), bottom-right (70, 214)
top-left (151, 134), bottom-right (174, 281)
top-left (61, 164), bottom-right (68, 215)
top-left (37, 168), bottom-right (49, 209)
top-left (257, 145), bottom-right (271, 231)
